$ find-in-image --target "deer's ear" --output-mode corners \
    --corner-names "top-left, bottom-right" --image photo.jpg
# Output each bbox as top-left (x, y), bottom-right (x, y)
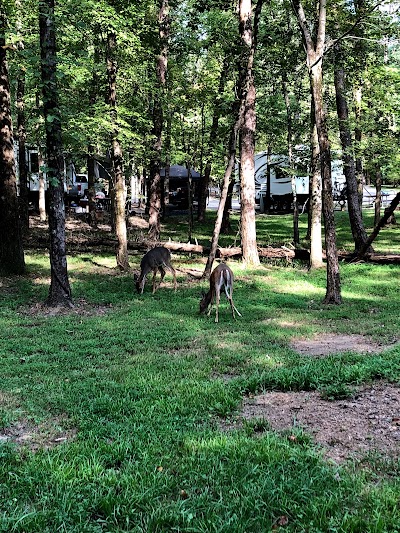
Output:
top-left (133, 273), bottom-right (139, 281)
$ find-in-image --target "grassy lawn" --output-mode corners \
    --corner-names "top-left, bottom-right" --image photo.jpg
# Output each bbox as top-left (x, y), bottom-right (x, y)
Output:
top-left (0, 210), bottom-right (399, 532)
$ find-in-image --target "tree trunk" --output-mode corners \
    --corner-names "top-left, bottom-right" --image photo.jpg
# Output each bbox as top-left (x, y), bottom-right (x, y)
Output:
top-left (373, 165), bottom-right (382, 227)
top-left (221, 178), bottom-right (235, 234)
top-left (106, 31), bottom-right (129, 270)
top-left (309, 120), bottom-right (323, 268)
top-left (308, 95), bottom-right (323, 268)
top-left (38, 149), bottom-right (46, 222)
top-left (0, 10), bottom-right (25, 274)
top-left (353, 85), bottom-right (364, 209)
top-left (239, 0), bottom-right (261, 267)
top-left (87, 147), bottom-right (96, 225)
top-left (17, 74), bottom-right (29, 235)
top-left (148, 0), bottom-right (170, 240)
top-left (282, 78), bottom-right (299, 247)
top-left (311, 63), bottom-right (342, 304)
top-left (265, 145), bottom-right (271, 213)
top-left (333, 44), bottom-right (371, 253)
top-left (292, 0), bottom-right (341, 303)
top-left (198, 58), bottom-right (228, 222)
top-left (203, 125), bottom-right (239, 278)
top-left (39, 0), bottom-right (72, 306)
top-left (358, 192), bottom-right (400, 259)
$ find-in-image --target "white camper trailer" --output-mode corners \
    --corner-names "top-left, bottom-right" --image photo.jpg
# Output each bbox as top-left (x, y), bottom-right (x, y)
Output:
top-left (252, 151), bottom-right (347, 212)
top-left (252, 152), bottom-right (309, 212)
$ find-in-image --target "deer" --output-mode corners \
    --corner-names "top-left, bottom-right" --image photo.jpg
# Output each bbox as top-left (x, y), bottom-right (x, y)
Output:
top-left (199, 263), bottom-right (242, 323)
top-left (135, 246), bottom-right (177, 294)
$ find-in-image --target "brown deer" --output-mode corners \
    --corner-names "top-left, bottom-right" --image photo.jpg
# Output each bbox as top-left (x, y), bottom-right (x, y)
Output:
top-left (135, 246), bottom-right (177, 294)
top-left (200, 263), bottom-right (241, 323)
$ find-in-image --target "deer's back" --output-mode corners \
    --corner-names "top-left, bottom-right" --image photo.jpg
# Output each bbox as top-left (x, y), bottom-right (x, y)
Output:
top-left (141, 247), bottom-right (171, 270)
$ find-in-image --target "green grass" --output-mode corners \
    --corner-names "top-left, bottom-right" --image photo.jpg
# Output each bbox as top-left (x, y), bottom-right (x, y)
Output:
top-left (0, 211), bottom-right (399, 532)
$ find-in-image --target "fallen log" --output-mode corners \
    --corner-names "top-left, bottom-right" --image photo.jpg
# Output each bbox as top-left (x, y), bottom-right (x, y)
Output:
top-left (25, 235), bottom-right (400, 264)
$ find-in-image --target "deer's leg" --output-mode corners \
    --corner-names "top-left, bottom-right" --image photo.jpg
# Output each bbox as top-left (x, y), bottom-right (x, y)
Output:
top-left (155, 267), bottom-right (166, 292)
top-left (166, 265), bottom-right (177, 291)
top-left (152, 269), bottom-right (158, 293)
top-left (215, 289), bottom-right (220, 323)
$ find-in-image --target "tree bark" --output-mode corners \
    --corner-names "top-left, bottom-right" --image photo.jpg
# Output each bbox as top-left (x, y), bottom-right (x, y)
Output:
top-left (282, 78), bottom-right (299, 247)
top-left (0, 10), bottom-right (25, 274)
top-left (308, 96), bottom-right (324, 268)
top-left (38, 149), bottom-right (46, 222)
top-left (292, 0), bottom-right (342, 304)
top-left (148, 0), bottom-right (170, 240)
top-left (333, 43), bottom-right (371, 253)
top-left (106, 31), bottom-right (129, 270)
top-left (17, 74), bottom-right (29, 235)
top-left (198, 58), bottom-right (228, 222)
top-left (374, 164), bottom-right (382, 227)
top-left (239, 0), bottom-right (261, 267)
top-left (39, 0), bottom-right (71, 306)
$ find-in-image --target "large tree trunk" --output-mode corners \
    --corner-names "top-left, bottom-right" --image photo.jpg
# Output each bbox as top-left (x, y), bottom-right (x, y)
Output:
top-left (17, 74), bottom-right (29, 235)
top-left (239, 0), bottom-right (261, 267)
top-left (39, 0), bottom-right (71, 306)
top-left (334, 44), bottom-right (371, 253)
top-left (107, 32), bottom-right (129, 270)
top-left (0, 10), bottom-right (25, 275)
top-left (311, 63), bottom-right (341, 304)
top-left (148, 0), bottom-right (170, 240)
top-left (308, 97), bottom-right (323, 268)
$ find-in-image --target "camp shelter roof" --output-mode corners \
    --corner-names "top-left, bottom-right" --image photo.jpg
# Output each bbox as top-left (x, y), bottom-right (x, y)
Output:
top-left (160, 165), bottom-right (201, 180)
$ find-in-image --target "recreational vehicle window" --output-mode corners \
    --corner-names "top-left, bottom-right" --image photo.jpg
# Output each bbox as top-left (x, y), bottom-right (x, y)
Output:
top-left (29, 152), bottom-right (39, 173)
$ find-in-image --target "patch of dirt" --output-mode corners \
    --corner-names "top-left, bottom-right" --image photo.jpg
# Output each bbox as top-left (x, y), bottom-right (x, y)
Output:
top-left (232, 383), bottom-right (400, 463)
top-left (20, 298), bottom-right (114, 318)
top-left (291, 333), bottom-right (393, 357)
top-left (0, 416), bottom-right (77, 452)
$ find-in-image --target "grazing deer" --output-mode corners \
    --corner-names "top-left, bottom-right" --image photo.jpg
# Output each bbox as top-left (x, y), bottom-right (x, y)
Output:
top-left (200, 263), bottom-right (241, 323)
top-left (135, 246), bottom-right (177, 294)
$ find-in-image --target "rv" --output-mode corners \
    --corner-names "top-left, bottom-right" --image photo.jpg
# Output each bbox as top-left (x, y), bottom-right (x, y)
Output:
top-left (252, 151), bottom-right (347, 212)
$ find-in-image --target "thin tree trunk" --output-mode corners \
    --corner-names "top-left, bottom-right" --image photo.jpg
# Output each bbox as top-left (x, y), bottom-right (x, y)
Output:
top-left (203, 125), bottom-right (239, 278)
top-left (374, 165), bottom-right (382, 227)
top-left (38, 149), bottom-right (46, 222)
top-left (282, 78), bottom-right (299, 247)
top-left (0, 9), bottom-right (25, 274)
top-left (239, 0), bottom-right (261, 267)
top-left (358, 192), bottom-right (400, 259)
top-left (333, 43), bottom-right (371, 253)
top-left (39, 0), bottom-right (71, 306)
top-left (148, 0), bottom-right (170, 240)
top-left (265, 145), bottom-right (271, 213)
top-left (353, 85), bottom-right (364, 208)
top-left (107, 31), bottom-right (129, 270)
top-left (198, 58), bottom-right (229, 222)
top-left (17, 74), bottom-right (29, 235)
top-left (221, 178), bottom-right (235, 234)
